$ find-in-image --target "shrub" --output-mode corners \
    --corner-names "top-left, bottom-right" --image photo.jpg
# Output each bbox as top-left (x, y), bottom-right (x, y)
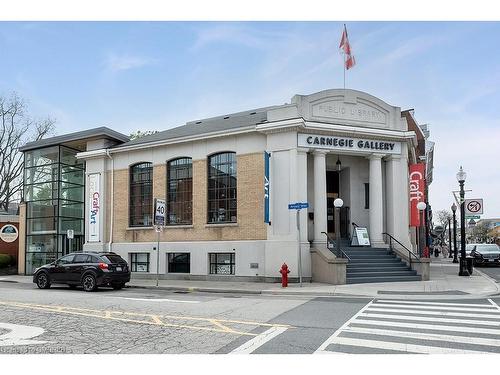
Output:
top-left (0, 254), bottom-right (14, 268)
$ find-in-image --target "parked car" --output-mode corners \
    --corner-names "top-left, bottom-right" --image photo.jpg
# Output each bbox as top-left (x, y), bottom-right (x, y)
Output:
top-left (33, 252), bottom-right (130, 292)
top-left (471, 244), bottom-right (500, 266)
top-left (466, 243), bottom-right (480, 256)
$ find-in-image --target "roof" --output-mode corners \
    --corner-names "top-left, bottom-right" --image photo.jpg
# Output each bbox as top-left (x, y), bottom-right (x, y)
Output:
top-left (20, 126), bottom-right (129, 152)
top-left (112, 106), bottom-right (276, 149)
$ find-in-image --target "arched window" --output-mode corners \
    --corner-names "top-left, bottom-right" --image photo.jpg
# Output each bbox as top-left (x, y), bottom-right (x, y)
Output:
top-left (207, 152), bottom-right (237, 223)
top-left (129, 162), bottom-right (153, 227)
top-left (167, 158), bottom-right (193, 225)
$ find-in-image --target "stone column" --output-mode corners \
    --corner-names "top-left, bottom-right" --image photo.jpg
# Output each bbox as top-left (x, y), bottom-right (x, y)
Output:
top-left (313, 150), bottom-right (327, 247)
top-left (368, 154), bottom-right (385, 246)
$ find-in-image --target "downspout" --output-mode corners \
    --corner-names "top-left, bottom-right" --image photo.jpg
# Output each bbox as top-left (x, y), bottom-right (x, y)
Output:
top-left (106, 150), bottom-right (114, 252)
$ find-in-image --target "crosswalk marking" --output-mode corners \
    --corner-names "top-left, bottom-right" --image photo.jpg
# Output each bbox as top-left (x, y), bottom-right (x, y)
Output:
top-left (315, 298), bottom-right (500, 354)
top-left (360, 312), bottom-right (500, 326)
top-left (372, 303), bottom-right (500, 313)
top-left (326, 337), bottom-right (485, 354)
top-left (377, 299), bottom-right (498, 308)
top-left (366, 307), bottom-right (500, 319)
top-left (343, 326), bottom-right (500, 347)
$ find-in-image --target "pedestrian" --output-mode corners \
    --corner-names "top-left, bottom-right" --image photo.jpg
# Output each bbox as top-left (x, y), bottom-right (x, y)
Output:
top-left (441, 243), bottom-right (449, 258)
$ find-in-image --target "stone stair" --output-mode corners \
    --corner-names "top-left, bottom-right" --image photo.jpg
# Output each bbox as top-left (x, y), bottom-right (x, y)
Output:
top-left (341, 245), bottom-right (421, 284)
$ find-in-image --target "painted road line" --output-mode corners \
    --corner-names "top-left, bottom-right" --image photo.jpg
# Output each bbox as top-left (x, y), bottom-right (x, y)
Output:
top-left (360, 312), bottom-right (500, 326)
top-left (326, 337), bottom-right (488, 354)
top-left (489, 299), bottom-right (500, 311)
top-left (314, 299), bottom-right (374, 354)
top-left (377, 299), bottom-right (498, 308)
top-left (353, 318), bottom-right (500, 335)
top-left (230, 326), bottom-right (289, 354)
top-left (365, 307), bottom-right (500, 319)
top-left (371, 303), bottom-right (500, 313)
top-left (113, 297), bottom-right (200, 304)
top-left (343, 326), bottom-right (500, 347)
top-left (0, 323), bottom-right (48, 347)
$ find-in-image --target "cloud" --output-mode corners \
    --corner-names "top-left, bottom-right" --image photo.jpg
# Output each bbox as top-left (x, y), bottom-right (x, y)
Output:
top-left (104, 53), bottom-right (158, 72)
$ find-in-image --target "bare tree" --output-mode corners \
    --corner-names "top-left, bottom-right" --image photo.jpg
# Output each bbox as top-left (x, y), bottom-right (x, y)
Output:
top-left (0, 92), bottom-right (55, 212)
top-left (435, 209), bottom-right (452, 227)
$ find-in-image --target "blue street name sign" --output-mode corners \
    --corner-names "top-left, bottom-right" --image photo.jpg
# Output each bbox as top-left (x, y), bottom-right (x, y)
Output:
top-left (288, 202), bottom-right (309, 210)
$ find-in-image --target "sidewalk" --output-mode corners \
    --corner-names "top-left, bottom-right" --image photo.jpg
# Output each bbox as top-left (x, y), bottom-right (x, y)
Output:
top-left (2, 257), bottom-right (499, 299)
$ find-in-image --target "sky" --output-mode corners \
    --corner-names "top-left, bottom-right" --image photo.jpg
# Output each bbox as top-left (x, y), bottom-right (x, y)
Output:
top-left (0, 21), bottom-right (499, 218)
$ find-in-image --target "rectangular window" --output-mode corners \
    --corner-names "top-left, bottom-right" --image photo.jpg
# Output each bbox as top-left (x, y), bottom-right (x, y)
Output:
top-left (130, 253), bottom-right (150, 272)
top-left (209, 253), bottom-right (235, 275)
top-left (207, 152), bottom-right (237, 223)
top-left (167, 253), bottom-right (190, 273)
top-left (167, 158), bottom-right (193, 225)
top-left (364, 183), bottom-right (369, 209)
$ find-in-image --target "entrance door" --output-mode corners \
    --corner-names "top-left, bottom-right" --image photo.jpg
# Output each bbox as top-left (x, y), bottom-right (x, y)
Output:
top-left (61, 235), bottom-right (84, 255)
top-left (326, 171), bottom-right (339, 235)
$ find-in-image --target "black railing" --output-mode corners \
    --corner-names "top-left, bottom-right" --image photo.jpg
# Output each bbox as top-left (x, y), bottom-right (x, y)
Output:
top-left (321, 232), bottom-right (351, 261)
top-left (382, 232), bottom-right (419, 269)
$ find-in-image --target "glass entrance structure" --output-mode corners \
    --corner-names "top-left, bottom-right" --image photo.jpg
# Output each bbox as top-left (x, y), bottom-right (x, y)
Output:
top-left (24, 145), bottom-right (85, 274)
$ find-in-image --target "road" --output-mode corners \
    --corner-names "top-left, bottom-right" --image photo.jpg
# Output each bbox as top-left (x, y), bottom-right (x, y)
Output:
top-left (476, 264), bottom-right (500, 283)
top-left (0, 281), bottom-right (500, 354)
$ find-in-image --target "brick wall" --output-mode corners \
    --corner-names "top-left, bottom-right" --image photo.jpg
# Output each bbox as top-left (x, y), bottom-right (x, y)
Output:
top-left (111, 152), bottom-right (266, 243)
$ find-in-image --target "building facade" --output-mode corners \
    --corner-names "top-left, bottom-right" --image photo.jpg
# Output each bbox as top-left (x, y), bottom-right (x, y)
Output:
top-left (18, 89), bottom-right (433, 282)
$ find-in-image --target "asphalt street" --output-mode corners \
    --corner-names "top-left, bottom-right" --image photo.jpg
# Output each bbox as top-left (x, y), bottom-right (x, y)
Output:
top-left (0, 281), bottom-right (500, 354)
top-left (476, 264), bottom-right (500, 283)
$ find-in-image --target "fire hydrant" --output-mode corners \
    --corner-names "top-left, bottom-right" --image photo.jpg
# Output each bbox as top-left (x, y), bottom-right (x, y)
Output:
top-left (279, 263), bottom-right (290, 287)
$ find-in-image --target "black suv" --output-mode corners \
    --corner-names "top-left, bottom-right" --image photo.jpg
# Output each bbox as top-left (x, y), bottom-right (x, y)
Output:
top-left (33, 252), bottom-right (131, 292)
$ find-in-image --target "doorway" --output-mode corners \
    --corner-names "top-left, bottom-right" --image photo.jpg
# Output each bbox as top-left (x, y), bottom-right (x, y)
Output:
top-left (326, 170), bottom-right (350, 238)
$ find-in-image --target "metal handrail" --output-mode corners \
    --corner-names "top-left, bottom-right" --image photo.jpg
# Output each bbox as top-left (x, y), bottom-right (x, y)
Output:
top-left (321, 231), bottom-right (351, 261)
top-left (382, 232), bottom-right (419, 269)
top-left (351, 222), bottom-right (359, 228)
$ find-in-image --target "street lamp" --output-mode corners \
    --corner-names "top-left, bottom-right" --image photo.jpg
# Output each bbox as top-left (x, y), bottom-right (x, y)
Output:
top-left (451, 202), bottom-right (458, 263)
top-left (448, 218), bottom-right (453, 258)
top-left (334, 198), bottom-right (344, 257)
top-left (417, 201), bottom-right (427, 257)
top-left (456, 166), bottom-right (469, 276)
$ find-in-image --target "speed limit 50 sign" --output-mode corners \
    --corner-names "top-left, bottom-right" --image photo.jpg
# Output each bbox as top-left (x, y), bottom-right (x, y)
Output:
top-left (464, 199), bottom-right (483, 215)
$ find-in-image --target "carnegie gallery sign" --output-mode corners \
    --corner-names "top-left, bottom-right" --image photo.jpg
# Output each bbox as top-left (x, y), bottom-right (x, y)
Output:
top-left (298, 133), bottom-right (402, 155)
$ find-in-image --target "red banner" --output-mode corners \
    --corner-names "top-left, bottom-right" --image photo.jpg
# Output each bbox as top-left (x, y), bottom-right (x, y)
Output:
top-left (409, 163), bottom-right (426, 227)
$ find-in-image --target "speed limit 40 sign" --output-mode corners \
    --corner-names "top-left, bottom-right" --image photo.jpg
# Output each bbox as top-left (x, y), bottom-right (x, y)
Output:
top-left (154, 198), bottom-right (166, 226)
top-left (464, 199), bottom-right (483, 215)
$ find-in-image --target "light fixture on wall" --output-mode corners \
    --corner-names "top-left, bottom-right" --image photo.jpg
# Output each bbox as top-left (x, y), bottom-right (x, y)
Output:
top-left (336, 156), bottom-right (342, 172)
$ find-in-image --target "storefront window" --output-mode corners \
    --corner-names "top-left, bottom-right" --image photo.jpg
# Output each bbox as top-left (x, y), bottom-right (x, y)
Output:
top-left (168, 253), bottom-right (190, 273)
top-left (209, 253), bottom-right (235, 275)
top-left (207, 152), bottom-right (237, 223)
top-left (23, 145), bottom-right (85, 275)
top-left (130, 253), bottom-right (150, 272)
top-left (167, 158), bottom-right (192, 225)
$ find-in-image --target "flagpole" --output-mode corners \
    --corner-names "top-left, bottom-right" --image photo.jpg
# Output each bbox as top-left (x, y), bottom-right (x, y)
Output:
top-left (343, 52), bottom-right (346, 90)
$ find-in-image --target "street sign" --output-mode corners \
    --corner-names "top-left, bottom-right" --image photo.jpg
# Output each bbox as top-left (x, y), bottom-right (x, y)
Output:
top-left (464, 198), bottom-right (483, 215)
top-left (154, 198), bottom-right (166, 226)
top-left (66, 229), bottom-right (74, 239)
top-left (465, 215), bottom-right (481, 219)
top-left (288, 202), bottom-right (309, 210)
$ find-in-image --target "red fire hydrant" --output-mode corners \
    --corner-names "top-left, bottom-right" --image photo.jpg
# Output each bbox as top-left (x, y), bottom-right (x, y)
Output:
top-left (279, 263), bottom-right (290, 287)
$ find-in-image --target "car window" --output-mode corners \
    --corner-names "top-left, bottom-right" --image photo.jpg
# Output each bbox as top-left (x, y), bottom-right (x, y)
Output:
top-left (57, 255), bottom-right (74, 265)
top-left (73, 254), bottom-right (91, 263)
top-left (475, 244), bottom-right (500, 253)
top-left (101, 254), bottom-right (125, 264)
top-left (89, 256), bottom-right (100, 263)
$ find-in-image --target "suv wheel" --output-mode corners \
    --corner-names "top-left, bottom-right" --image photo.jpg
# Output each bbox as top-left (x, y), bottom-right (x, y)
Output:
top-left (36, 272), bottom-right (51, 289)
top-left (82, 274), bottom-right (97, 292)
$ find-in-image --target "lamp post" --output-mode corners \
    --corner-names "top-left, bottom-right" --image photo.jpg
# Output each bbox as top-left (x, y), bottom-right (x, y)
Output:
top-left (334, 198), bottom-right (344, 257)
top-left (448, 218), bottom-right (453, 258)
top-left (451, 203), bottom-right (458, 263)
top-left (417, 201), bottom-right (427, 257)
top-left (457, 166), bottom-right (469, 276)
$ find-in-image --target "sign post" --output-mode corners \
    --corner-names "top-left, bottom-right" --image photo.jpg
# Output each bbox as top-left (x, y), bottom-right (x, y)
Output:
top-left (288, 202), bottom-right (309, 287)
top-left (67, 229), bottom-right (74, 254)
top-left (153, 199), bottom-right (166, 287)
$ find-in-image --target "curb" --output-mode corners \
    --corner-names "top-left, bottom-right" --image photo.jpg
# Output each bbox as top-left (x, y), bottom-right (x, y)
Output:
top-left (473, 268), bottom-right (500, 296)
top-left (127, 284), bottom-right (262, 295)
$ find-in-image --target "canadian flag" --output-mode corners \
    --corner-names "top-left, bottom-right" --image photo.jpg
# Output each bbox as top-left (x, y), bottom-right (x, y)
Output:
top-left (339, 25), bottom-right (356, 70)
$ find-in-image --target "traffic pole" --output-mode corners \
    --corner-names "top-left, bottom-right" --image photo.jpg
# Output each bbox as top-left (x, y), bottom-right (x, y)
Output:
top-left (297, 209), bottom-right (302, 287)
